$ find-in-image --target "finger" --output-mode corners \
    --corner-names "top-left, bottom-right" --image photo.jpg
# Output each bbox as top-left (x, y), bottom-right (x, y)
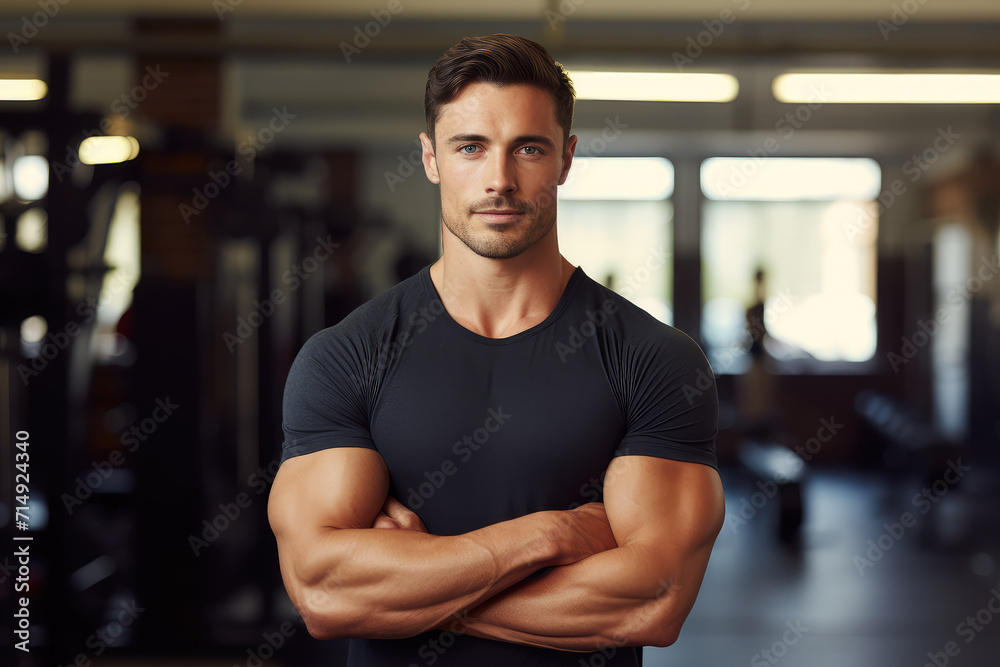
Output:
top-left (372, 511), bottom-right (403, 530)
top-left (383, 496), bottom-right (428, 532)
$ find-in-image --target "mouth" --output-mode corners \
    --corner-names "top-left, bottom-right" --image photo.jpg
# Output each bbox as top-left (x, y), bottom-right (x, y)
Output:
top-left (474, 209), bottom-right (525, 223)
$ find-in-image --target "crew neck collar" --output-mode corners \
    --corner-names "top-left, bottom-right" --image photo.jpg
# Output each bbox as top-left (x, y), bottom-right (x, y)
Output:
top-left (419, 265), bottom-right (584, 345)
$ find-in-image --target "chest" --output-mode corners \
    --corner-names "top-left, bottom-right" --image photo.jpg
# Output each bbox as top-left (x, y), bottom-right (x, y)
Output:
top-left (369, 331), bottom-right (625, 534)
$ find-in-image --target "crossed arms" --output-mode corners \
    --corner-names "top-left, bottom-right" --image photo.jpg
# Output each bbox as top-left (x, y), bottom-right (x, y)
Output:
top-left (268, 445), bottom-right (724, 651)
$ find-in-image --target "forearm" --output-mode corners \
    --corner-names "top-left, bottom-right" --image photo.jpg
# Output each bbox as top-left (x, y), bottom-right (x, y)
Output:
top-left (455, 543), bottom-right (699, 651)
top-left (454, 456), bottom-right (726, 652)
top-left (289, 511), bottom-right (571, 640)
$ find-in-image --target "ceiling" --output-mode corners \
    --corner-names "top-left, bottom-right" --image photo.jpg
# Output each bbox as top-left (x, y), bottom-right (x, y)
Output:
top-left (2, 1), bottom-right (999, 162)
top-left (0, 0), bottom-right (997, 59)
top-left (1, 0), bottom-right (1000, 21)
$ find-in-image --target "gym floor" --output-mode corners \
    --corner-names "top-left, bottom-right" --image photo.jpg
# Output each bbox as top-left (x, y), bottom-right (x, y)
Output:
top-left (644, 467), bottom-right (1000, 667)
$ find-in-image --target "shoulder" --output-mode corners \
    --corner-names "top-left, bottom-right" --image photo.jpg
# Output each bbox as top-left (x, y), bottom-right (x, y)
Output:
top-left (570, 274), bottom-right (718, 466)
top-left (334, 267), bottom-right (430, 337)
top-left (289, 267), bottom-right (432, 376)
top-left (572, 269), bottom-right (708, 364)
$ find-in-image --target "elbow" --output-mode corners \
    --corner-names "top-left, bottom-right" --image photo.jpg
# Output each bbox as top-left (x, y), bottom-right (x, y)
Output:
top-left (300, 603), bottom-right (373, 641)
top-left (296, 588), bottom-right (426, 640)
top-left (622, 618), bottom-right (681, 648)
top-left (294, 586), bottom-right (359, 640)
top-left (299, 600), bottom-right (345, 640)
top-left (642, 622), bottom-right (681, 648)
top-left (619, 604), bottom-right (686, 648)
top-left (304, 619), bottom-right (337, 642)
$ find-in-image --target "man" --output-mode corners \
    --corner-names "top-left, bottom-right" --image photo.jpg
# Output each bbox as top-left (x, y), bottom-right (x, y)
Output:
top-left (269, 34), bottom-right (724, 666)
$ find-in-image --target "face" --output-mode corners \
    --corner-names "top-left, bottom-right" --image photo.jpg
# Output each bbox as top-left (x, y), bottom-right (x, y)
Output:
top-left (420, 82), bottom-right (576, 260)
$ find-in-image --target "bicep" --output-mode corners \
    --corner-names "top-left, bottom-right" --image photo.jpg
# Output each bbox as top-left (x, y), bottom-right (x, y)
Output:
top-left (268, 447), bottom-right (390, 582)
top-left (603, 455), bottom-right (725, 602)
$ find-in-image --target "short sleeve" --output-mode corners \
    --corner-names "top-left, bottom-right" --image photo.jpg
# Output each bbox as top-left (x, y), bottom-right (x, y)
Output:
top-left (613, 329), bottom-right (718, 470)
top-left (280, 327), bottom-right (378, 463)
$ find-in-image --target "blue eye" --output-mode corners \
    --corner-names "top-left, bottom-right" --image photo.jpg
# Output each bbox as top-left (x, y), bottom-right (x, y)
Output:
top-left (460, 145), bottom-right (478, 154)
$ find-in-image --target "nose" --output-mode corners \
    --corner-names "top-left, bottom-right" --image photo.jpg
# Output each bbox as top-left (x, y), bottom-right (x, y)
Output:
top-left (485, 151), bottom-right (517, 196)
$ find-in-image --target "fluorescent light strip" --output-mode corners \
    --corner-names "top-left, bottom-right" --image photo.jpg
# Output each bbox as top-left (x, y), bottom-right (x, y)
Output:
top-left (572, 71), bottom-right (738, 103)
top-left (0, 79), bottom-right (47, 101)
top-left (774, 72), bottom-right (1000, 104)
top-left (79, 136), bottom-right (140, 165)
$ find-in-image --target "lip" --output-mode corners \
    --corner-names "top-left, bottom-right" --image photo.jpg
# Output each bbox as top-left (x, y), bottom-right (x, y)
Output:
top-left (474, 209), bottom-right (524, 223)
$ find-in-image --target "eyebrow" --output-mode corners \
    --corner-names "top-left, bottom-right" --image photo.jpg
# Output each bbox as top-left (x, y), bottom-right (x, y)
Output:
top-left (446, 133), bottom-right (557, 149)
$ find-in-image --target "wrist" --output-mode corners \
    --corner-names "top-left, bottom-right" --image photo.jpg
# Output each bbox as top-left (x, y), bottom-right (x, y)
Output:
top-left (530, 510), bottom-right (573, 567)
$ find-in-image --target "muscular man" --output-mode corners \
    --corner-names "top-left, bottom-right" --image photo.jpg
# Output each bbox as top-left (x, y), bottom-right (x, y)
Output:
top-left (269, 34), bottom-right (725, 666)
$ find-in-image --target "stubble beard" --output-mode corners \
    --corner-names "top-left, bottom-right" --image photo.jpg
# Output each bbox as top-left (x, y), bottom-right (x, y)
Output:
top-left (441, 195), bottom-right (557, 260)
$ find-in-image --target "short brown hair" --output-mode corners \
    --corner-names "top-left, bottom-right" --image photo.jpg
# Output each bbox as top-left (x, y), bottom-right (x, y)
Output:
top-left (424, 34), bottom-right (575, 146)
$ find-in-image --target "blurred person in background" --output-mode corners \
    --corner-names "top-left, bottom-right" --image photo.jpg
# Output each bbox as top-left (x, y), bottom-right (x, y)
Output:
top-left (738, 266), bottom-right (780, 437)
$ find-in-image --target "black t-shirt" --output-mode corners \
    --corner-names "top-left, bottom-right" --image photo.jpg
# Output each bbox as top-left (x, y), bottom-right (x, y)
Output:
top-left (281, 264), bottom-right (718, 666)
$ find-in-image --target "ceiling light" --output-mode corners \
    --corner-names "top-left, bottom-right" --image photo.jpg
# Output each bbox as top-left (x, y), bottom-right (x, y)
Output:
top-left (572, 71), bottom-right (738, 103)
top-left (79, 136), bottom-right (140, 165)
top-left (774, 72), bottom-right (1000, 104)
top-left (0, 79), bottom-right (47, 101)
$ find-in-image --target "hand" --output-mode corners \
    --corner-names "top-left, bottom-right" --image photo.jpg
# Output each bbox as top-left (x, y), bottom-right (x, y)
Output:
top-left (554, 502), bottom-right (618, 565)
top-left (372, 495), bottom-right (429, 532)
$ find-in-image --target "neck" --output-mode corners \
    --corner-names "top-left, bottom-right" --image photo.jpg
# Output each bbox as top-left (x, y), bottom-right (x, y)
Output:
top-left (430, 226), bottom-right (576, 339)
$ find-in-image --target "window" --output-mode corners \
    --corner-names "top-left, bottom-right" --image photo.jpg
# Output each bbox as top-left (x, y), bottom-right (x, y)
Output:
top-left (700, 157), bottom-right (880, 371)
top-left (558, 157), bottom-right (673, 323)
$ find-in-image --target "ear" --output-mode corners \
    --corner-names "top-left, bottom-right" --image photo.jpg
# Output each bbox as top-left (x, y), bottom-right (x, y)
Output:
top-left (557, 134), bottom-right (578, 186)
top-left (419, 132), bottom-right (440, 184)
